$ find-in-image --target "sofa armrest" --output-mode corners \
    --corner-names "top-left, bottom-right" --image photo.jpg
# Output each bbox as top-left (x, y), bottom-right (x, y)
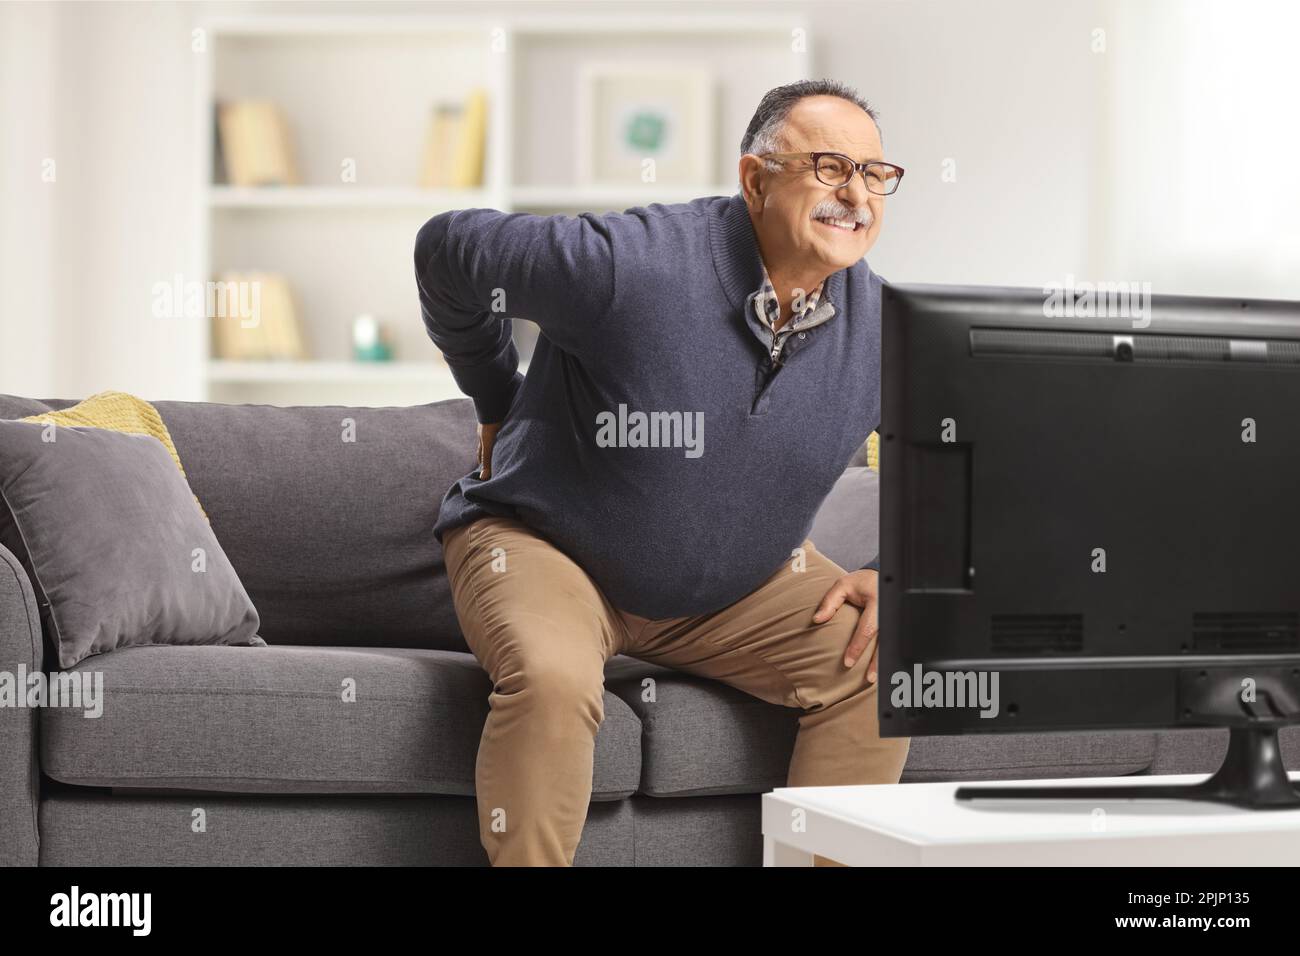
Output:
top-left (0, 541), bottom-right (41, 865)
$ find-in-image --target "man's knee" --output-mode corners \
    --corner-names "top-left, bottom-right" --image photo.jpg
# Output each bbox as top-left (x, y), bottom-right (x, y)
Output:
top-left (800, 607), bottom-right (877, 714)
top-left (492, 645), bottom-right (608, 730)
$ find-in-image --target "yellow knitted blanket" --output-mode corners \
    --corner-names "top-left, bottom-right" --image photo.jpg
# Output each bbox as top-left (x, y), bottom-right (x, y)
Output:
top-left (19, 390), bottom-right (208, 520)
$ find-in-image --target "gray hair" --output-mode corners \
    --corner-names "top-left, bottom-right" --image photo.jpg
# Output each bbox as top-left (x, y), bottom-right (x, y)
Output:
top-left (739, 79), bottom-right (880, 185)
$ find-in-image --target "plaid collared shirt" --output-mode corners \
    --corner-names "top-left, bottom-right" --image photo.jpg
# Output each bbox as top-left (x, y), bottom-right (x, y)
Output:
top-left (752, 265), bottom-right (833, 366)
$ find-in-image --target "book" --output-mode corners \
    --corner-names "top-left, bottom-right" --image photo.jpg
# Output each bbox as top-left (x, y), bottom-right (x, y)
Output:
top-left (210, 272), bottom-right (307, 361)
top-left (420, 103), bottom-right (463, 188)
top-left (450, 88), bottom-right (488, 188)
top-left (419, 89), bottom-right (488, 188)
top-left (216, 100), bottom-right (301, 187)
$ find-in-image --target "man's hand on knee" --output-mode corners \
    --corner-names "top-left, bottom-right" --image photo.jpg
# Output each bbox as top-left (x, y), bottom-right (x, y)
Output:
top-left (812, 569), bottom-right (880, 681)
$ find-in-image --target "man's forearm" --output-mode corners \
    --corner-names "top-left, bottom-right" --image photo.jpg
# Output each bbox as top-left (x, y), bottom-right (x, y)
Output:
top-left (414, 209), bottom-right (521, 424)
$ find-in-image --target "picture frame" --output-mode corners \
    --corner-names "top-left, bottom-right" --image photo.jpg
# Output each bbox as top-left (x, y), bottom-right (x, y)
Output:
top-left (576, 62), bottom-right (715, 187)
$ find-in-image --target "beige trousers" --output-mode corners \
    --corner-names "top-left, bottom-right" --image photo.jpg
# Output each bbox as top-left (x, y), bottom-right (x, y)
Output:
top-left (441, 514), bottom-right (909, 866)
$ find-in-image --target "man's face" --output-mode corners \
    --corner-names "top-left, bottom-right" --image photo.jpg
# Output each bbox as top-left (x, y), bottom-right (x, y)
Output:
top-left (743, 95), bottom-right (888, 276)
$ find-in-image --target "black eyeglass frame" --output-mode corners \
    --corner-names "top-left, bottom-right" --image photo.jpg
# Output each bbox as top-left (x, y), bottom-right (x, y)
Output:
top-left (757, 151), bottom-right (906, 195)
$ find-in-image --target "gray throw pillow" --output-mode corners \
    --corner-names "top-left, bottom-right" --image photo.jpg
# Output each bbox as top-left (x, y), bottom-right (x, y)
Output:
top-left (0, 420), bottom-right (263, 669)
top-left (808, 465), bottom-right (880, 572)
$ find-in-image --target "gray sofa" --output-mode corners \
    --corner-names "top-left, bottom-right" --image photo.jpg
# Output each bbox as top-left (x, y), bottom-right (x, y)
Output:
top-left (0, 393), bottom-right (1244, 866)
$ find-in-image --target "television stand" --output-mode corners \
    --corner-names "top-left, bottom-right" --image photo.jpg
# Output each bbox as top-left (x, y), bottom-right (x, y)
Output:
top-left (954, 725), bottom-right (1300, 809)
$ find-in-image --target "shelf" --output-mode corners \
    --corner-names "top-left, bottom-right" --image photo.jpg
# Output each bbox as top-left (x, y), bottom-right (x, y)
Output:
top-left (207, 359), bottom-right (455, 384)
top-left (202, 15), bottom-right (499, 37)
top-left (509, 184), bottom-right (735, 209)
top-left (209, 186), bottom-right (500, 210)
top-left (208, 358), bottom-right (530, 385)
top-left (202, 14), bottom-right (801, 37)
top-left (209, 185), bottom-right (734, 211)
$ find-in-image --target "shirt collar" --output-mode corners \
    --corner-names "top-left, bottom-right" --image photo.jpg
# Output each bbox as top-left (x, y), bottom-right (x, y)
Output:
top-left (753, 262), bottom-right (828, 331)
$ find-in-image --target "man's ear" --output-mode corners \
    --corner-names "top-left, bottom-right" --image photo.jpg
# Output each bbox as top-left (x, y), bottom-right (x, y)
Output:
top-left (738, 154), bottom-right (766, 210)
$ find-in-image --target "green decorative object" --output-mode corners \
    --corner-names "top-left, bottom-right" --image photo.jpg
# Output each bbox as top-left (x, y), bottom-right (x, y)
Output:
top-left (352, 314), bottom-right (393, 362)
top-left (625, 111), bottom-right (667, 152)
top-left (354, 341), bottom-right (392, 362)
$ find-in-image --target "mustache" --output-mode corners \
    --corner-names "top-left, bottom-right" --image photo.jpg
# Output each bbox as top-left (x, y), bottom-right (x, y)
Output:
top-left (809, 200), bottom-right (873, 227)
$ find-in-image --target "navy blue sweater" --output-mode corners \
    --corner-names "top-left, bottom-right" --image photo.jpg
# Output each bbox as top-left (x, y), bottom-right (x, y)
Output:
top-left (415, 193), bottom-right (883, 620)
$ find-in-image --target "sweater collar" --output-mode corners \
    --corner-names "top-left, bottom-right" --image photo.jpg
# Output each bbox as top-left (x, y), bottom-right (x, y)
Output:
top-left (710, 192), bottom-right (848, 314)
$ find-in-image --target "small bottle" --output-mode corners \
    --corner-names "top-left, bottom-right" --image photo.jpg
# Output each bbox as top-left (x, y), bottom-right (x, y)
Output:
top-left (352, 314), bottom-right (392, 362)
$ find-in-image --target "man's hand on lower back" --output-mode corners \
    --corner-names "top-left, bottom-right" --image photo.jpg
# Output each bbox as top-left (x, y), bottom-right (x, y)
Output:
top-left (477, 421), bottom-right (502, 479)
top-left (812, 569), bottom-right (881, 680)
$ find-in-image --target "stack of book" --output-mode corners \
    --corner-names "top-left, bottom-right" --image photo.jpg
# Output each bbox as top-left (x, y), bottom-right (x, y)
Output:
top-left (210, 272), bottom-right (307, 361)
top-left (216, 100), bottom-right (300, 187)
top-left (216, 91), bottom-right (487, 189)
top-left (420, 89), bottom-right (488, 188)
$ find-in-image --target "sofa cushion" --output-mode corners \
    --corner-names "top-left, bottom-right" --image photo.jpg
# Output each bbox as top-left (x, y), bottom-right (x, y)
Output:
top-left (41, 644), bottom-right (641, 800)
top-left (17, 390), bottom-right (208, 519)
top-left (0, 394), bottom-right (479, 652)
top-left (0, 419), bottom-right (262, 669)
top-left (37, 792), bottom-right (763, 866)
top-left (0, 393), bottom-right (881, 655)
top-left (901, 731), bottom-right (1156, 781)
top-left (808, 465), bottom-right (879, 572)
top-left (1149, 726), bottom-right (1300, 776)
top-left (602, 657), bottom-right (1155, 795)
top-left (603, 656), bottom-right (797, 796)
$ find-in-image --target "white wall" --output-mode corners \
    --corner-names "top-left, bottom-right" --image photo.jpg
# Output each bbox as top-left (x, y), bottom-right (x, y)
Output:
top-left (0, 1), bottom-right (59, 398)
top-left (811, 0), bottom-right (1112, 287)
top-left (1103, 0), bottom-right (1300, 300)
top-left (2, 0), bottom-right (203, 401)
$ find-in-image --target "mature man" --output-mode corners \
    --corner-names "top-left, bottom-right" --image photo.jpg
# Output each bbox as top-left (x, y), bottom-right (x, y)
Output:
top-left (414, 78), bottom-right (908, 866)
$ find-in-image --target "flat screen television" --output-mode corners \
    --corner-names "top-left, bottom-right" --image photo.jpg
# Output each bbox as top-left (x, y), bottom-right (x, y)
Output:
top-left (877, 283), bottom-right (1300, 807)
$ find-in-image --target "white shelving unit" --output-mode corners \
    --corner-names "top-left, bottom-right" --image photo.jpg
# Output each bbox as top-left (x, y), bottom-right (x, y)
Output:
top-left (207, 359), bottom-right (451, 383)
top-left (208, 186), bottom-right (500, 210)
top-left (195, 13), bottom-right (810, 406)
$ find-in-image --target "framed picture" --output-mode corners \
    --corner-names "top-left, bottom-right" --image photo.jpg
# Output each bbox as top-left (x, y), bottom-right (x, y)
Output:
top-left (577, 62), bottom-right (715, 187)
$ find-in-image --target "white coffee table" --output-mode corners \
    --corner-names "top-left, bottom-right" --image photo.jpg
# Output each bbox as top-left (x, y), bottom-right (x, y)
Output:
top-left (762, 773), bottom-right (1300, 866)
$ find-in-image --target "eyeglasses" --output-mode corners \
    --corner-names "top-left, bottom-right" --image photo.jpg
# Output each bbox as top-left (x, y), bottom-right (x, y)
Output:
top-left (757, 151), bottom-right (905, 196)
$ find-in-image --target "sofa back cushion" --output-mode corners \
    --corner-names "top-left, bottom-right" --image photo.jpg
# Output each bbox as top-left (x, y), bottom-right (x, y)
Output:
top-left (0, 394), bottom-right (478, 652)
top-left (807, 466), bottom-right (879, 572)
top-left (1, 394), bottom-right (880, 654)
